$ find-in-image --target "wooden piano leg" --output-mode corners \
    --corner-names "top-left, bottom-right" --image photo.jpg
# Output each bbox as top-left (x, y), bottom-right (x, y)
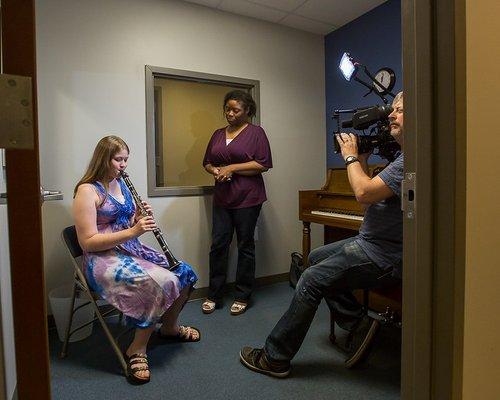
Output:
top-left (302, 221), bottom-right (311, 268)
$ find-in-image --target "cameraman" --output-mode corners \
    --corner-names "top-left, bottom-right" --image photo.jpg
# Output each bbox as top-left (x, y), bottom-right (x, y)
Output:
top-left (239, 92), bottom-right (404, 378)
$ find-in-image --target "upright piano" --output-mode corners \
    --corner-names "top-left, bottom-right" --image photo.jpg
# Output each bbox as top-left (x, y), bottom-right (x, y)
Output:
top-left (299, 167), bottom-right (383, 266)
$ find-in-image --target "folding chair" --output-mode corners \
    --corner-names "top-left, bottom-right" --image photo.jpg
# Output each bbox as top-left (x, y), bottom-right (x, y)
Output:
top-left (60, 225), bottom-right (128, 374)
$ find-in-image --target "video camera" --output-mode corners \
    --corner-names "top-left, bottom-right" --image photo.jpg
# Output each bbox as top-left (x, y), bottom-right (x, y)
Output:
top-left (333, 105), bottom-right (400, 161)
top-left (333, 52), bottom-right (401, 161)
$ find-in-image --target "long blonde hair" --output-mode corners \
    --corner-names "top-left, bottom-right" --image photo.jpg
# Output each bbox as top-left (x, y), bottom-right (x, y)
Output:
top-left (74, 135), bottom-right (130, 198)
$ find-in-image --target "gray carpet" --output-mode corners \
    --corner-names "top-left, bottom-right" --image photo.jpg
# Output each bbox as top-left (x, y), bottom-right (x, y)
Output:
top-left (49, 282), bottom-right (401, 399)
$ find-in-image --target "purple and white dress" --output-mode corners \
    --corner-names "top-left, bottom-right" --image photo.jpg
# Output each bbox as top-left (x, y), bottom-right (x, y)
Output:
top-left (82, 179), bottom-right (197, 328)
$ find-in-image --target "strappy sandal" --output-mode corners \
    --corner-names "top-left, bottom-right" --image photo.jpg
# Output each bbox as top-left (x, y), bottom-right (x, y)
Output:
top-left (158, 325), bottom-right (201, 342)
top-left (124, 353), bottom-right (150, 385)
top-left (202, 299), bottom-right (216, 314)
top-left (230, 301), bottom-right (248, 316)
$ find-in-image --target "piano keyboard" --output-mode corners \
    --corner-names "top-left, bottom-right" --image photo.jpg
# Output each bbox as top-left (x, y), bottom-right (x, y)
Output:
top-left (310, 210), bottom-right (364, 221)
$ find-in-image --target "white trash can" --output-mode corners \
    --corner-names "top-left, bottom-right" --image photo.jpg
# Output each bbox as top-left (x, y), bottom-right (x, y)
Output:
top-left (49, 284), bottom-right (95, 342)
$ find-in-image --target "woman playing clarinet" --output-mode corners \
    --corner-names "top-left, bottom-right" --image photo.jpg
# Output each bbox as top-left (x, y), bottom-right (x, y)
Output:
top-left (73, 135), bottom-right (199, 385)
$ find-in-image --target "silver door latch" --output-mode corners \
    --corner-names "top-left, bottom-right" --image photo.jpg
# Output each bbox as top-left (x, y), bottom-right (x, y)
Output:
top-left (40, 187), bottom-right (63, 202)
top-left (401, 172), bottom-right (416, 219)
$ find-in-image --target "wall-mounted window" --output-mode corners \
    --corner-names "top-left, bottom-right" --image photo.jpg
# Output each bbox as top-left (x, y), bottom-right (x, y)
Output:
top-left (145, 66), bottom-right (260, 196)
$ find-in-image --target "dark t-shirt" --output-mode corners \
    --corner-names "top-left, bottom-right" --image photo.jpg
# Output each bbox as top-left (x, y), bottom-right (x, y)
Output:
top-left (203, 124), bottom-right (273, 209)
top-left (355, 153), bottom-right (404, 273)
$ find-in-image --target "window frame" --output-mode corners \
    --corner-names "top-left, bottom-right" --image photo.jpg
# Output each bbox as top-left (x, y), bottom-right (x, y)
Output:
top-left (145, 65), bottom-right (260, 197)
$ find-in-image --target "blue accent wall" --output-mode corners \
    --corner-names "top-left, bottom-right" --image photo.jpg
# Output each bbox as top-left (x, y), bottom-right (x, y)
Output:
top-left (325, 0), bottom-right (402, 167)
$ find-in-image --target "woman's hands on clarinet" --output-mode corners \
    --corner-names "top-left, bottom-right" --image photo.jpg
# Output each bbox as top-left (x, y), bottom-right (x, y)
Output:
top-left (133, 216), bottom-right (157, 236)
top-left (133, 201), bottom-right (157, 236)
top-left (134, 201), bottom-right (153, 221)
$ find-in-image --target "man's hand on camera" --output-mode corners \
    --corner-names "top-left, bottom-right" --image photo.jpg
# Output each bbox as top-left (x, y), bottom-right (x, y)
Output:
top-left (357, 152), bottom-right (372, 164)
top-left (336, 132), bottom-right (359, 159)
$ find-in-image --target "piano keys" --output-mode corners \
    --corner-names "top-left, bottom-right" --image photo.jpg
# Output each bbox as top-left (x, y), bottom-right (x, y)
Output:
top-left (299, 166), bottom-right (383, 266)
top-left (310, 210), bottom-right (363, 221)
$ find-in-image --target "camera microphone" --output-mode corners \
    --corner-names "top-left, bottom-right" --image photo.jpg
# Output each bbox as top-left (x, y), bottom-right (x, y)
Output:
top-left (342, 105), bottom-right (393, 130)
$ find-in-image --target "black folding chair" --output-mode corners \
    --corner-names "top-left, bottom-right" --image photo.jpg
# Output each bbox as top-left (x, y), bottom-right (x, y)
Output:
top-left (60, 225), bottom-right (128, 374)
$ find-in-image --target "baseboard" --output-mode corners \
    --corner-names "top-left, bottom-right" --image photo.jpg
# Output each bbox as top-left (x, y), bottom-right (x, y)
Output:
top-left (189, 272), bottom-right (290, 301)
top-left (46, 272), bottom-right (291, 328)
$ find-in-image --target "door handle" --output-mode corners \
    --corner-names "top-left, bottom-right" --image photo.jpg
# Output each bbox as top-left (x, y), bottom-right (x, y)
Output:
top-left (40, 187), bottom-right (63, 202)
top-left (0, 189), bottom-right (63, 204)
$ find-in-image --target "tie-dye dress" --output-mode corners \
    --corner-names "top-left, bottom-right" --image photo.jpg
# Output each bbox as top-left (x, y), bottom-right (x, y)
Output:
top-left (83, 179), bottom-right (197, 328)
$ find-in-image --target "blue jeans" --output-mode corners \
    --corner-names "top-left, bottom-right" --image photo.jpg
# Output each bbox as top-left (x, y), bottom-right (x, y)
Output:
top-left (264, 237), bottom-right (400, 363)
top-left (208, 204), bottom-right (262, 303)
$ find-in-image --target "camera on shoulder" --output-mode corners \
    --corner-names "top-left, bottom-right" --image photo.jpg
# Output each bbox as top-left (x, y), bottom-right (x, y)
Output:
top-left (333, 105), bottom-right (400, 161)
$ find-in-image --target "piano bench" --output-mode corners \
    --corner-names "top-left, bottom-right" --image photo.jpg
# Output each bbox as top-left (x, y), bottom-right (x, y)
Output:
top-left (329, 284), bottom-right (402, 368)
top-left (361, 285), bottom-right (402, 320)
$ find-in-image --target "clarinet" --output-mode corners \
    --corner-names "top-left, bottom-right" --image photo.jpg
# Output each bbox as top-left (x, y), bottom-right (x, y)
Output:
top-left (120, 171), bottom-right (180, 270)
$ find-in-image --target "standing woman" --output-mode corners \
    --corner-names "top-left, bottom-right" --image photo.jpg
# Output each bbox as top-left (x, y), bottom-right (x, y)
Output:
top-left (202, 90), bottom-right (272, 315)
top-left (73, 135), bottom-right (199, 385)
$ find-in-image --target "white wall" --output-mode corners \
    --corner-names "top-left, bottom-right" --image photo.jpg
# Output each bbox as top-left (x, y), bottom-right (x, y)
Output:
top-left (36, 0), bottom-right (326, 298)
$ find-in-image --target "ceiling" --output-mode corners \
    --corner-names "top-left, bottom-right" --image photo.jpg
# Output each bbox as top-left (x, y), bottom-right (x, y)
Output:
top-left (179, 0), bottom-right (387, 35)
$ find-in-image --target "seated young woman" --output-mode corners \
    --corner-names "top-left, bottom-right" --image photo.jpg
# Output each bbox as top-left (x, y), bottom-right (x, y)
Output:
top-left (72, 135), bottom-right (199, 385)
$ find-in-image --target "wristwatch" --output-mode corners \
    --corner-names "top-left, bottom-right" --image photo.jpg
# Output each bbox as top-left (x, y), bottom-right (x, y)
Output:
top-left (344, 155), bottom-right (359, 166)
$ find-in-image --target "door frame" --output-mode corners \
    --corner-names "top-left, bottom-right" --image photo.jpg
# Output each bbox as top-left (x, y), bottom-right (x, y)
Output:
top-left (1, 0), bottom-right (52, 399)
top-left (401, 0), bottom-right (466, 399)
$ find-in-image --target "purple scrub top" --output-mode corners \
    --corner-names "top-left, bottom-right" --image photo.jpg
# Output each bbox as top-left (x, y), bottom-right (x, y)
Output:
top-left (203, 124), bottom-right (272, 209)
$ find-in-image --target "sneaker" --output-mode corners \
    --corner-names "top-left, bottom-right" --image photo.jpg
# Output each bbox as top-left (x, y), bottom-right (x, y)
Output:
top-left (239, 347), bottom-right (291, 378)
top-left (343, 316), bottom-right (380, 368)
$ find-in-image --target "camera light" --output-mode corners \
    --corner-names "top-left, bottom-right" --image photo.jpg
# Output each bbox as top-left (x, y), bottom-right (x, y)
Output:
top-left (339, 52), bottom-right (356, 81)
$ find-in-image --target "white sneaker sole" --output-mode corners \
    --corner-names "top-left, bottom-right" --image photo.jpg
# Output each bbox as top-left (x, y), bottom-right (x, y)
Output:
top-left (344, 319), bottom-right (380, 368)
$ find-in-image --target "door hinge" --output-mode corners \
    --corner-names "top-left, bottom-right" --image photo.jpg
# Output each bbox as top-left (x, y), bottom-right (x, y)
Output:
top-left (0, 74), bottom-right (34, 150)
top-left (401, 172), bottom-right (416, 219)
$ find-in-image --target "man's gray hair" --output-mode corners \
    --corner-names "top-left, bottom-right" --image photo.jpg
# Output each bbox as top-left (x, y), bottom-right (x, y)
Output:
top-left (393, 91), bottom-right (403, 104)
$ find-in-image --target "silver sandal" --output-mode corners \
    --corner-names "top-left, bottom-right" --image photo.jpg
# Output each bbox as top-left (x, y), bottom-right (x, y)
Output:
top-left (202, 299), bottom-right (216, 314)
top-left (230, 301), bottom-right (248, 316)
